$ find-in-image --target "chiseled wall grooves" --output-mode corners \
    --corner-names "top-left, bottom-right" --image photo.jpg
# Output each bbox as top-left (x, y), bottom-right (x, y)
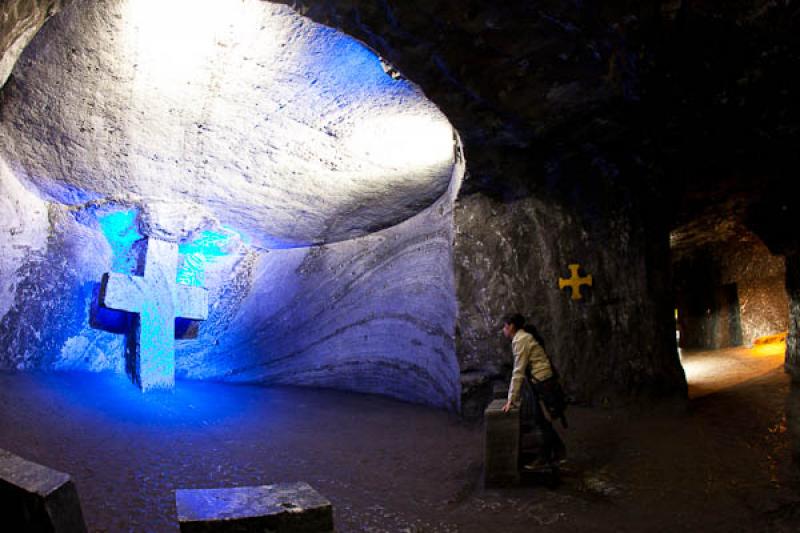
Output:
top-left (0, 0), bottom-right (464, 410)
top-left (177, 162), bottom-right (463, 411)
top-left (0, 205), bottom-right (125, 372)
top-left (0, 170), bottom-right (462, 410)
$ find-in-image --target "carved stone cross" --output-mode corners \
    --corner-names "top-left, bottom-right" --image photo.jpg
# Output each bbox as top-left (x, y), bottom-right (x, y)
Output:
top-left (558, 263), bottom-right (593, 301)
top-left (100, 238), bottom-right (208, 391)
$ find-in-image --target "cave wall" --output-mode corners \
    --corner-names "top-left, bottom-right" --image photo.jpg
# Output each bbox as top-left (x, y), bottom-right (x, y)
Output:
top-left (1, 0), bottom-right (457, 247)
top-left (673, 233), bottom-right (788, 349)
top-left (0, 0), bottom-right (463, 410)
top-left (0, 158), bottom-right (50, 320)
top-left (0, 0), bottom-right (69, 87)
top-left (0, 159), bottom-right (463, 410)
top-left (0, 189), bottom-right (461, 409)
top-left (10, 0), bottom-right (797, 409)
top-left (281, 0), bottom-right (689, 408)
top-left (787, 254), bottom-right (800, 379)
top-left (456, 183), bottom-right (683, 411)
top-left (724, 237), bottom-right (788, 345)
top-left (0, 202), bottom-right (127, 372)
top-left (176, 168), bottom-right (462, 410)
top-left (673, 249), bottom-right (734, 350)
top-left (749, 185), bottom-right (800, 380)
top-left (0, 0), bottom-right (695, 410)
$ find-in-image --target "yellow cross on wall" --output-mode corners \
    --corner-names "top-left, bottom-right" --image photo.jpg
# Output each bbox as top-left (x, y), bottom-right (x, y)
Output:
top-left (558, 263), bottom-right (592, 301)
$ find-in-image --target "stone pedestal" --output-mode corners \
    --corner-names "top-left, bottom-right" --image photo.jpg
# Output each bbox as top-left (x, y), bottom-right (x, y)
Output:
top-left (484, 399), bottom-right (520, 487)
top-left (176, 482), bottom-right (333, 532)
top-left (0, 448), bottom-right (87, 533)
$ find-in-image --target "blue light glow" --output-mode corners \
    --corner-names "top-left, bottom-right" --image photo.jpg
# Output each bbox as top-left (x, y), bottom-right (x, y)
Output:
top-left (50, 371), bottom-right (253, 427)
top-left (307, 27), bottom-right (417, 101)
top-left (100, 238), bottom-right (209, 391)
top-left (177, 228), bottom-right (241, 287)
top-left (98, 209), bottom-right (142, 273)
top-left (318, 28), bottom-right (392, 86)
top-left (89, 279), bottom-right (130, 334)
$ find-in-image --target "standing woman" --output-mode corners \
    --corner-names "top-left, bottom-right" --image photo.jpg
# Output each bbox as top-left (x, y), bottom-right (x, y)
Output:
top-left (501, 313), bottom-right (566, 468)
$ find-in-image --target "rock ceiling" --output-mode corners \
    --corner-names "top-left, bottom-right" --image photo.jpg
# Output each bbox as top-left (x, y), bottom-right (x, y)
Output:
top-left (0, 0), bottom-right (458, 248)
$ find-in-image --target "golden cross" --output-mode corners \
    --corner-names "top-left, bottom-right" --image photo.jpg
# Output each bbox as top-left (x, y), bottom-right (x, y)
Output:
top-left (558, 264), bottom-right (592, 301)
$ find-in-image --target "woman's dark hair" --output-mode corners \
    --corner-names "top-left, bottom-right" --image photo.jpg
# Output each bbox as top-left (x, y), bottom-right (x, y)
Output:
top-left (523, 321), bottom-right (546, 348)
top-left (505, 313), bottom-right (546, 348)
top-left (504, 313), bottom-right (526, 330)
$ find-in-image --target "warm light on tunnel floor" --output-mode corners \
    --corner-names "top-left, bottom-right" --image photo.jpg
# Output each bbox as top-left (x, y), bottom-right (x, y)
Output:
top-left (750, 341), bottom-right (786, 357)
top-left (682, 343), bottom-right (786, 399)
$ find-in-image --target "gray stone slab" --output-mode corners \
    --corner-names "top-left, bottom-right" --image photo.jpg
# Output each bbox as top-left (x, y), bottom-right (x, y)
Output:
top-left (0, 448), bottom-right (87, 533)
top-left (176, 481), bottom-right (333, 532)
top-left (484, 399), bottom-right (520, 487)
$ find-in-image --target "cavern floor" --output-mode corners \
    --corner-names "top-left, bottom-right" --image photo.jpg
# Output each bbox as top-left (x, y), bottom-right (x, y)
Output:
top-left (682, 343), bottom-right (788, 399)
top-left (1, 352), bottom-right (800, 533)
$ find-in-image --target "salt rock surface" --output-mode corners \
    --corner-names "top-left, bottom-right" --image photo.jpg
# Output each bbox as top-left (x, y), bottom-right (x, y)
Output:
top-left (0, 159), bottom-right (49, 319)
top-left (0, 0), bottom-right (462, 409)
top-left (0, 0), bottom-right (456, 247)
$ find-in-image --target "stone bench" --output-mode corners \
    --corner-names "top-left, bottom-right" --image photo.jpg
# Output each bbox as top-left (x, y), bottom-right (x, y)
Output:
top-left (484, 399), bottom-right (520, 488)
top-left (176, 481), bottom-right (333, 532)
top-left (0, 448), bottom-right (87, 533)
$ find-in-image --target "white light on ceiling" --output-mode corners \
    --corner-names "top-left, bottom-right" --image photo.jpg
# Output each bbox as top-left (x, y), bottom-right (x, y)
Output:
top-left (122, 0), bottom-right (264, 92)
top-left (345, 113), bottom-right (454, 172)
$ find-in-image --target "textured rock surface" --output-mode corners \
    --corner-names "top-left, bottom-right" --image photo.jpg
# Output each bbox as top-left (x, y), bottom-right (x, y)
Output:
top-left (175, 167), bottom-right (462, 410)
top-left (747, 182), bottom-right (800, 381)
top-left (0, 190), bottom-right (462, 408)
top-left (4, 0), bottom-right (799, 410)
top-left (721, 236), bottom-right (787, 344)
top-left (0, 447), bottom-right (87, 533)
top-left (280, 0), bottom-right (692, 408)
top-left (0, 158), bottom-right (49, 320)
top-left (176, 482), bottom-right (333, 533)
top-left (455, 191), bottom-right (684, 406)
top-left (674, 227), bottom-right (788, 349)
top-left (0, 0), bottom-right (70, 87)
top-left (0, 204), bottom-right (126, 372)
top-left (0, 0), bottom-right (456, 247)
top-left (786, 254), bottom-right (800, 380)
top-left (0, 142), bottom-right (461, 410)
top-left (0, 0), bottom-right (462, 409)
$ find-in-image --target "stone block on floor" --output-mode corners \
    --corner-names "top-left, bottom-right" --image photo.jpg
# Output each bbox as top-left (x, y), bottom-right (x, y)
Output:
top-left (484, 399), bottom-right (520, 488)
top-left (176, 481), bottom-right (334, 532)
top-left (0, 448), bottom-right (88, 533)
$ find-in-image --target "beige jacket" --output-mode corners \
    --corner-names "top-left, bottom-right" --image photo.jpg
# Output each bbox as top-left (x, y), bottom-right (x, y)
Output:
top-left (507, 329), bottom-right (553, 406)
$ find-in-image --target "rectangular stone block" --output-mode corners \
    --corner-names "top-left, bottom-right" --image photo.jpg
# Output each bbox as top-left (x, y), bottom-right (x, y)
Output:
top-left (484, 399), bottom-right (520, 488)
top-left (176, 481), bottom-right (333, 533)
top-left (0, 448), bottom-right (87, 533)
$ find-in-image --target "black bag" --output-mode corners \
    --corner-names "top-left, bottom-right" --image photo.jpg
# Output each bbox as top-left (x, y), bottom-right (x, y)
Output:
top-left (533, 376), bottom-right (569, 429)
top-left (522, 324), bottom-right (568, 428)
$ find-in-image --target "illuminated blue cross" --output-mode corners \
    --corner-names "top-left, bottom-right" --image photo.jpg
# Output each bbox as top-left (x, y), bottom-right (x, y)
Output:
top-left (101, 238), bottom-right (208, 391)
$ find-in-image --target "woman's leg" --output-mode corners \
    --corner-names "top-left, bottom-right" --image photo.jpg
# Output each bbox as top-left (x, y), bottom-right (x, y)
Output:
top-left (534, 399), bottom-right (565, 463)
